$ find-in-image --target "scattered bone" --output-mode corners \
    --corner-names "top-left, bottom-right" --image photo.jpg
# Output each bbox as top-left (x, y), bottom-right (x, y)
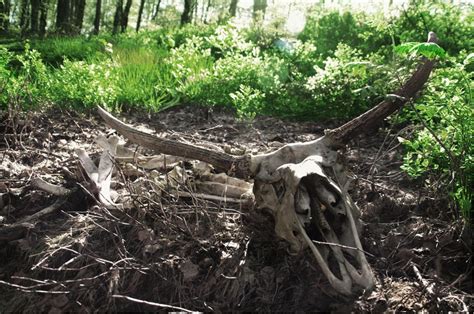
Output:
top-left (30, 178), bottom-right (70, 196)
top-left (75, 135), bottom-right (119, 209)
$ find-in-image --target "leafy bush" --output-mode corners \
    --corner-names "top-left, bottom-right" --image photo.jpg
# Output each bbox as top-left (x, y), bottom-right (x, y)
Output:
top-left (243, 15), bottom-right (289, 49)
top-left (165, 35), bottom-right (214, 100)
top-left (301, 44), bottom-right (391, 119)
top-left (299, 9), bottom-right (391, 59)
top-left (155, 23), bottom-right (219, 49)
top-left (0, 47), bottom-right (13, 107)
top-left (399, 53), bottom-right (473, 222)
top-left (230, 85), bottom-right (265, 119)
top-left (176, 49), bottom-right (288, 117)
top-left (205, 24), bottom-right (254, 58)
top-left (48, 59), bottom-right (119, 108)
top-left (392, 0), bottom-right (473, 55)
top-left (0, 45), bottom-right (48, 109)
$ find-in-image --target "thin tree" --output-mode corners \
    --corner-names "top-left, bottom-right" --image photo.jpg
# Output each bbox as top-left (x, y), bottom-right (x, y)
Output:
top-left (151, 0), bottom-right (160, 20)
top-left (69, 0), bottom-right (75, 25)
top-left (112, 0), bottom-right (123, 34)
top-left (120, 0), bottom-right (132, 31)
top-left (229, 0), bottom-right (237, 17)
top-left (136, 0), bottom-right (145, 31)
top-left (203, 0), bottom-right (210, 23)
top-left (181, 0), bottom-right (195, 25)
top-left (93, 0), bottom-right (101, 34)
top-left (30, 0), bottom-right (40, 33)
top-left (0, 0), bottom-right (11, 33)
top-left (73, 0), bottom-right (85, 33)
top-left (100, 0), bottom-right (106, 26)
top-left (39, 0), bottom-right (48, 36)
top-left (56, 0), bottom-right (71, 32)
top-left (19, 0), bottom-right (30, 34)
top-left (193, 0), bottom-right (198, 21)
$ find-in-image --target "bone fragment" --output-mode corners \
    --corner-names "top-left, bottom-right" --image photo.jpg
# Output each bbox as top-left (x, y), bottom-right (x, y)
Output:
top-left (30, 178), bottom-right (70, 196)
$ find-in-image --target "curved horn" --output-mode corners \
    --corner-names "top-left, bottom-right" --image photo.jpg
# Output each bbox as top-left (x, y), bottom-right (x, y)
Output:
top-left (97, 106), bottom-right (252, 178)
top-left (325, 32), bottom-right (438, 146)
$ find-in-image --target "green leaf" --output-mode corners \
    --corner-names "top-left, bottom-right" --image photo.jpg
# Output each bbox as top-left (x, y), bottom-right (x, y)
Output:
top-left (464, 53), bottom-right (474, 65)
top-left (394, 42), bottom-right (446, 59)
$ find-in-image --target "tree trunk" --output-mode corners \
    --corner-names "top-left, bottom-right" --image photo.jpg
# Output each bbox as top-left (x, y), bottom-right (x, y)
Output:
top-left (69, 0), bottom-right (75, 27)
top-left (180, 0), bottom-right (194, 25)
top-left (135, 0), bottom-right (145, 31)
top-left (93, 0), bottom-right (101, 34)
top-left (30, 0), bottom-right (40, 33)
top-left (112, 0), bottom-right (122, 34)
top-left (229, 0), bottom-right (238, 17)
top-left (39, 0), bottom-right (48, 36)
top-left (100, 0), bottom-right (106, 25)
top-left (252, 0), bottom-right (266, 21)
top-left (151, 0), bottom-right (160, 20)
top-left (0, 0), bottom-right (10, 33)
top-left (19, 0), bottom-right (30, 35)
top-left (193, 0), bottom-right (198, 21)
top-left (73, 0), bottom-right (85, 33)
top-left (203, 0), bottom-right (210, 23)
top-left (120, 0), bottom-right (132, 32)
top-left (56, 0), bottom-right (70, 32)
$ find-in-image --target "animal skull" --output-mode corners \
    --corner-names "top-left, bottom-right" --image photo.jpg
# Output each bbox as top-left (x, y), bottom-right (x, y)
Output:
top-left (95, 32), bottom-right (437, 296)
top-left (253, 144), bottom-right (374, 295)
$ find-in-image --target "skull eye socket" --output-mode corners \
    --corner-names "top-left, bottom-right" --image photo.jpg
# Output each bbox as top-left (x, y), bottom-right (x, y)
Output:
top-left (295, 207), bottom-right (309, 215)
top-left (272, 181), bottom-right (286, 200)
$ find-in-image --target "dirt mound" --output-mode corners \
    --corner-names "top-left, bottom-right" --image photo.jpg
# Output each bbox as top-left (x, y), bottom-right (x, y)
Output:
top-left (1, 106), bottom-right (471, 311)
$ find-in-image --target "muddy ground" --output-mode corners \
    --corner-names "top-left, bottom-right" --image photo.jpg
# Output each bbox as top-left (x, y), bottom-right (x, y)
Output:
top-left (0, 106), bottom-right (472, 312)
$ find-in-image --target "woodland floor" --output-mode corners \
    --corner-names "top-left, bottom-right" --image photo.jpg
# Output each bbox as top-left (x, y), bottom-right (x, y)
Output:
top-left (0, 106), bottom-right (472, 312)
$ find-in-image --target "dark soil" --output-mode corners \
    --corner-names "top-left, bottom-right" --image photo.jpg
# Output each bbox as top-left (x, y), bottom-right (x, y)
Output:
top-left (0, 106), bottom-right (472, 312)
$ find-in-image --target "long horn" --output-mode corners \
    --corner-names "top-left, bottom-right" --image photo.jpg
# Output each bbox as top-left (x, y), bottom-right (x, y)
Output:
top-left (97, 107), bottom-right (252, 178)
top-left (325, 32), bottom-right (438, 146)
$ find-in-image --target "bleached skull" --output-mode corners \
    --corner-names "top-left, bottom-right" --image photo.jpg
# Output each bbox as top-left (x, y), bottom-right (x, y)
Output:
top-left (254, 154), bottom-right (374, 296)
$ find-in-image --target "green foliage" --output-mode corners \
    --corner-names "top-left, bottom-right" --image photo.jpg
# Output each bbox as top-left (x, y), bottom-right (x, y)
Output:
top-left (399, 53), bottom-right (473, 222)
top-left (28, 36), bottom-right (107, 66)
top-left (230, 85), bottom-right (265, 119)
top-left (244, 16), bottom-right (289, 49)
top-left (301, 44), bottom-right (391, 119)
top-left (287, 40), bottom-right (319, 76)
top-left (299, 0), bottom-right (472, 60)
top-left (394, 42), bottom-right (446, 59)
top-left (0, 44), bottom-right (48, 109)
top-left (392, 0), bottom-right (473, 55)
top-left (155, 23), bottom-right (219, 49)
top-left (298, 10), bottom-right (391, 58)
top-left (113, 44), bottom-right (178, 110)
top-left (162, 24), bottom-right (288, 117)
top-left (48, 59), bottom-right (118, 108)
top-left (174, 47), bottom-right (288, 117)
top-left (0, 47), bottom-right (13, 106)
